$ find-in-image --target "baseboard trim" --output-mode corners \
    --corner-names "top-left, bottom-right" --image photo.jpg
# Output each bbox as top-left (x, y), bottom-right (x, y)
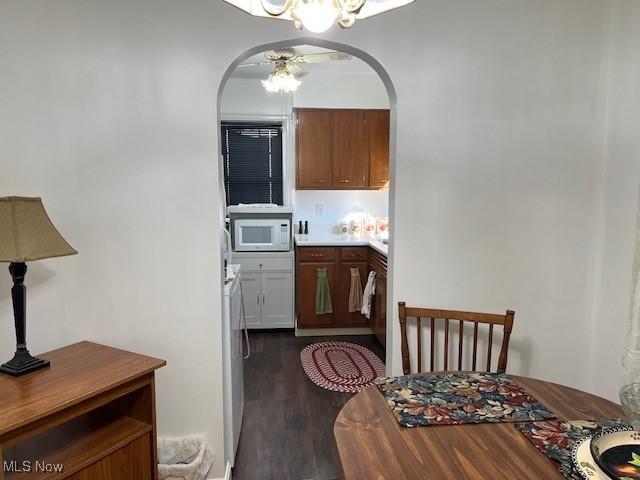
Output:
top-left (295, 327), bottom-right (374, 337)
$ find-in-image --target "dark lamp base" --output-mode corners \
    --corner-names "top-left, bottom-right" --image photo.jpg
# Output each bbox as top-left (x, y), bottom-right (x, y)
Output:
top-left (0, 349), bottom-right (50, 376)
top-left (2, 262), bottom-right (51, 377)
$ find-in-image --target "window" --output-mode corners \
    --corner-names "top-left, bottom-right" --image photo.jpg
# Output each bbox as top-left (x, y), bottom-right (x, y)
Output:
top-left (221, 121), bottom-right (284, 206)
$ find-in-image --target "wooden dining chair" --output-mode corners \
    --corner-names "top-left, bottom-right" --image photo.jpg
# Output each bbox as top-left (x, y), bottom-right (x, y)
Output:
top-left (398, 302), bottom-right (515, 375)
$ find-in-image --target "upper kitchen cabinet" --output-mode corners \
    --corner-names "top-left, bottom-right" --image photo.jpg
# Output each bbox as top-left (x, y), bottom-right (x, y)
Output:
top-left (367, 110), bottom-right (391, 189)
top-left (332, 110), bottom-right (369, 189)
top-left (296, 109), bottom-right (332, 189)
top-left (295, 108), bottom-right (390, 191)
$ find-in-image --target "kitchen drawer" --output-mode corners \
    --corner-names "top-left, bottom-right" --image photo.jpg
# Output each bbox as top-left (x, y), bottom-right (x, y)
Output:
top-left (339, 247), bottom-right (368, 262)
top-left (297, 247), bottom-right (336, 262)
top-left (236, 255), bottom-right (293, 272)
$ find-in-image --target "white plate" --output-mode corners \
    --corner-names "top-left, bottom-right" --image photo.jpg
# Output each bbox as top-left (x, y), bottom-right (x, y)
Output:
top-left (590, 427), bottom-right (640, 479)
top-left (572, 436), bottom-right (611, 479)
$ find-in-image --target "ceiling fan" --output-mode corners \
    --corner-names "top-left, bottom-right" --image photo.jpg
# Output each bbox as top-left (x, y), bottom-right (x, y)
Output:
top-left (237, 48), bottom-right (352, 93)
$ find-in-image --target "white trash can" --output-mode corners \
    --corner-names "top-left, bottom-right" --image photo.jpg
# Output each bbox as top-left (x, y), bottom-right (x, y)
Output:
top-left (158, 438), bottom-right (214, 480)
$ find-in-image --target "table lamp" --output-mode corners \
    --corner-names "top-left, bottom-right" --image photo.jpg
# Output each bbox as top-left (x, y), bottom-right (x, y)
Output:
top-left (0, 197), bottom-right (77, 376)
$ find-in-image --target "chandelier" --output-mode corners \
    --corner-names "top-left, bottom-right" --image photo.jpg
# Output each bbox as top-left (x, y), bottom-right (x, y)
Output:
top-left (223, 0), bottom-right (415, 33)
top-left (261, 63), bottom-right (302, 93)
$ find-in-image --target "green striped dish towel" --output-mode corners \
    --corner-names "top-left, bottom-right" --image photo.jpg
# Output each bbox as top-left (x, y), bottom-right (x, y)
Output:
top-left (315, 268), bottom-right (333, 315)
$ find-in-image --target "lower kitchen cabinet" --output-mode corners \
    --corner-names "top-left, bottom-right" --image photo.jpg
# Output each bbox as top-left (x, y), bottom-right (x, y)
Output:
top-left (372, 272), bottom-right (387, 347)
top-left (335, 261), bottom-right (369, 327)
top-left (262, 272), bottom-right (294, 326)
top-left (369, 249), bottom-right (388, 347)
top-left (236, 252), bottom-right (294, 329)
top-left (296, 247), bottom-right (372, 329)
top-left (240, 272), bottom-right (261, 326)
top-left (297, 262), bottom-right (336, 327)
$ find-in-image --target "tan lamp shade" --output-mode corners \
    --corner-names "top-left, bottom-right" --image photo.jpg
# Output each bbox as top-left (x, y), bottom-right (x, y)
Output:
top-left (0, 197), bottom-right (77, 263)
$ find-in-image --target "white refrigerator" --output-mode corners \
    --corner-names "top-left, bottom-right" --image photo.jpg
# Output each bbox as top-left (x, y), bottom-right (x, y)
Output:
top-left (222, 264), bottom-right (245, 468)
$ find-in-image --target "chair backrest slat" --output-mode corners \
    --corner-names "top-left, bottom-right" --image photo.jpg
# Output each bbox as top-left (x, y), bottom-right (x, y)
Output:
top-left (487, 324), bottom-right (494, 372)
top-left (417, 317), bottom-right (422, 373)
top-left (472, 322), bottom-right (479, 371)
top-left (398, 303), bottom-right (515, 375)
top-left (498, 310), bottom-right (516, 373)
top-left (430, 317), bottom-right (435, 372)
top-left (443, 319), bottom-right (450, 371)
top-left (458, 319), bottom-right (464, 371)
top-left (399, 302), bottom-right (410, 375)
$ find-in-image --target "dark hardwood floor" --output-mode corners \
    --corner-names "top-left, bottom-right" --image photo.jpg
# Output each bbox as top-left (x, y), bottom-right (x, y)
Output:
top-left (232, 331), bottom-right (385, 480)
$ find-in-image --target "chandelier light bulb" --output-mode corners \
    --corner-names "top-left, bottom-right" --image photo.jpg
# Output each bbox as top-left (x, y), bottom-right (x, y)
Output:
top-left (292, 0), bottom-right (341, 33)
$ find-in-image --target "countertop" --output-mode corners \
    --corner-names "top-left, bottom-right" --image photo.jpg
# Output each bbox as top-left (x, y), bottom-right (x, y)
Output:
top-left (294, 234), bottom-right (388, 256)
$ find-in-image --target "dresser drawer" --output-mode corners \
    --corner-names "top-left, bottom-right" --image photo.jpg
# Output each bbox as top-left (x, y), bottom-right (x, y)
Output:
top-left (339, 247), bottom-right (368, 262)
top-left (297, 247), bottom-right (336, 262)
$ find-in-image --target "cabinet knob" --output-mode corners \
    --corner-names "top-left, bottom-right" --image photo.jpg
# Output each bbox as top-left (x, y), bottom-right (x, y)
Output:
top-left (337, 180), bottom-right (350, 184)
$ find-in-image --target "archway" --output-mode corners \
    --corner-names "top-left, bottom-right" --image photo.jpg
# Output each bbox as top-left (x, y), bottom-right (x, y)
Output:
top-left (216, 38), bottom-right (398, 371)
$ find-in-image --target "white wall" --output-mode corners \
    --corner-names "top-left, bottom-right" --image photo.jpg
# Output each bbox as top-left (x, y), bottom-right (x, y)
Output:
top-left (390, 0), bottom-right (612, 387)
top-left (589, 0), bottom-right (640, 400)
top-left (294, 190), bottom-right (389, 234)
top-left (0, 1), bottom-right (627, 477)
top-left (220, 71), bottom-right (389, 115)
top-left (221, 78), bottom-right (293, 116)
top-left (0, 0), bottom-right (228, 474)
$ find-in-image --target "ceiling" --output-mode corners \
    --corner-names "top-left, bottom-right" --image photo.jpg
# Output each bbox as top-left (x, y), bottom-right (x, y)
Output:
top-left (229, 45), bottom-right (377, 80)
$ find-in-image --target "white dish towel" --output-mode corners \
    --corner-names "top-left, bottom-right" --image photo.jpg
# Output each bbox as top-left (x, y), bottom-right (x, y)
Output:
top-left (361, 271), bottom-right (377, 319)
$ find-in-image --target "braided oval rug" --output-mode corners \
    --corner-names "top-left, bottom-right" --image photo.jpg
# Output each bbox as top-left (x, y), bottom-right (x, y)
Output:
top-left (300, 342), bottom-right (385, 393)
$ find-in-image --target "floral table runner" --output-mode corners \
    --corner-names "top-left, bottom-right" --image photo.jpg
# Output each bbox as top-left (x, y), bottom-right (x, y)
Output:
top-left (376, 372), bottom-right (556, 428)
top-left (515, 419), bottom-right (631, 479)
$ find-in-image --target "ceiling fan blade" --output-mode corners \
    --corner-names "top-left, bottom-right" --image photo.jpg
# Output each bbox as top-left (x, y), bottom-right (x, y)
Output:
top-left (288, 64), bottom-right (309, 79)
top-left (237, 61), bottom-right (273, 68)
top-left (293, 52), bottom-right (353, 64)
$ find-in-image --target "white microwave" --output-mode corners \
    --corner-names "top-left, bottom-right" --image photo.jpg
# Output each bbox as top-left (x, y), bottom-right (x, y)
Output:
top-left (233, 218), bottom-right (291, 252)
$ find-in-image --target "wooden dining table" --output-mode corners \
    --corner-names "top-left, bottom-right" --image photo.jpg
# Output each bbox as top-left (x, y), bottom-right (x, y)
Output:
top-left (334, 375), bottom-right (624, 479)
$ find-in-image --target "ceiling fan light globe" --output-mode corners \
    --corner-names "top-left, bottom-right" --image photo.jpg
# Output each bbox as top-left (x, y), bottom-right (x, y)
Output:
top-left (262, 69), bottom-right (301, 93)
top-left (261, 78), bottom-right (277, 93)
top-left (292, 0), bottom-right (340, 33)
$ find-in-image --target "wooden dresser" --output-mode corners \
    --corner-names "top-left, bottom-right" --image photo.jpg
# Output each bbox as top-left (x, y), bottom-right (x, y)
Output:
top-left (0, 342), bottom-right (165, 479)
